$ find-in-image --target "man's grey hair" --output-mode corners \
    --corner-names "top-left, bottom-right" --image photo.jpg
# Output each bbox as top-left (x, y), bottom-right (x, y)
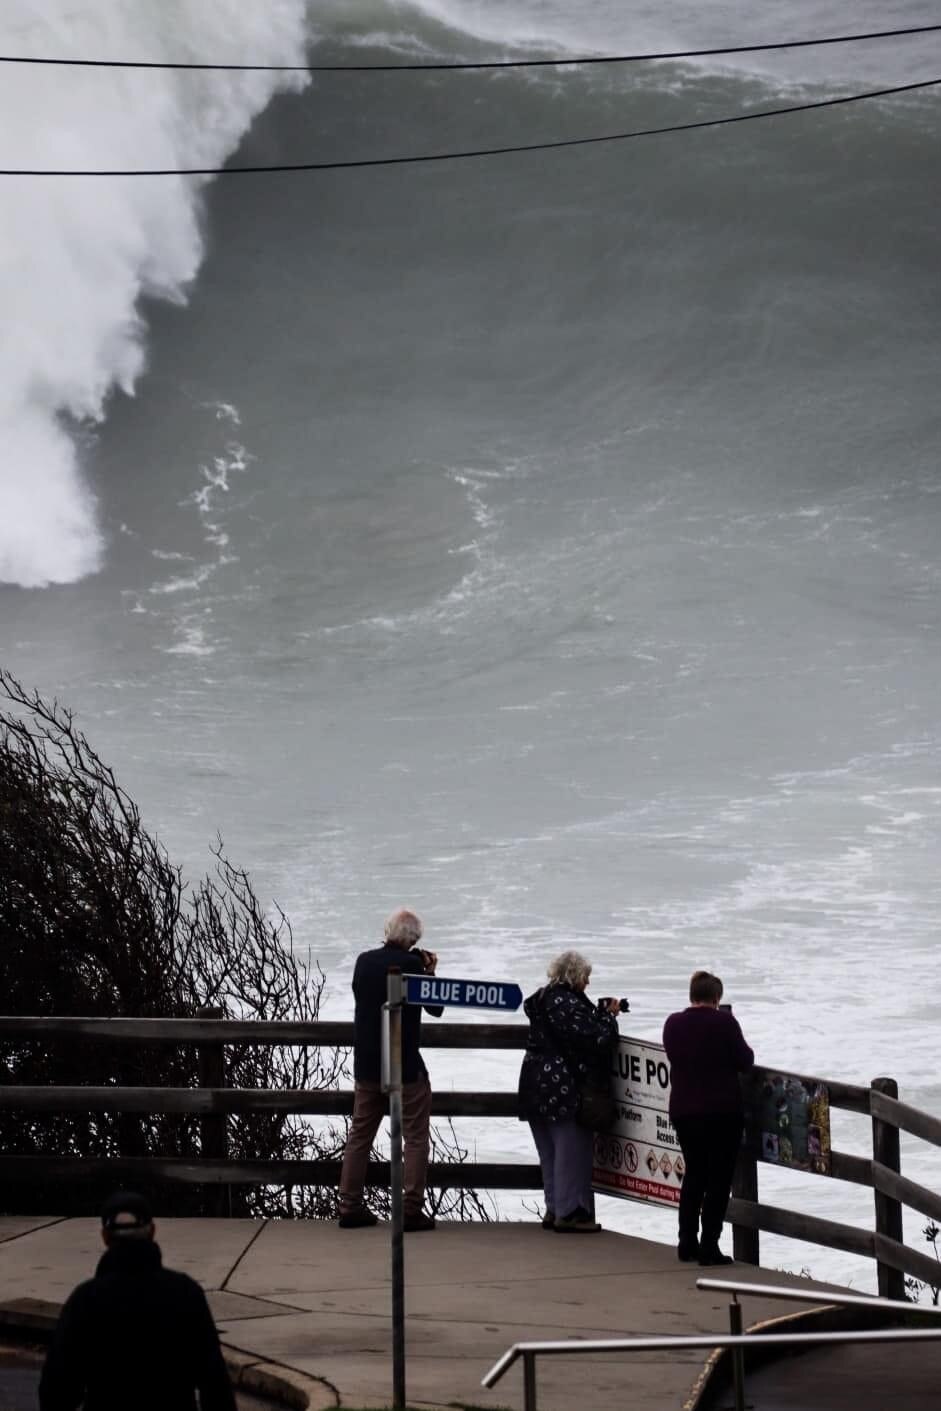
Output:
top-left (384, 908), bottom-right (423, 947)
top-left (547, 949), bottom-right (591, 988)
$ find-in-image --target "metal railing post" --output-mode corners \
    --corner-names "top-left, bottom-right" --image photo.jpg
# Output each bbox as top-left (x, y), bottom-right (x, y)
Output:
top-left (871, 1075), bottom-right (904, 1300)
top-left (482, 1327), bottom-right (941, 1400)
top-left (522, 1350), bottom-right (537, 1411)
top-left (728, 1294), bottom-right (746, 1411)
top-left (386, 969), bottom-right (406, 1410)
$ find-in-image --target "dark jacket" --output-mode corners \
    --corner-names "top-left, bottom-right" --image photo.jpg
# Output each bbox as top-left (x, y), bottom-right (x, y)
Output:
top-left (662, 1006), bottom-right (755, 1120)
top-left (38, 1238), bottom-right (235, 1411)
top-left (352, 944), bottom-right (444, 1084)
top-left (518, 983), bottom-right (619, 1123)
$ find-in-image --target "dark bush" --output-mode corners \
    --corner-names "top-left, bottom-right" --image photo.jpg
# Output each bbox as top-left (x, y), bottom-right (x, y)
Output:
top-left (0, 671), bottom-right (488, 1221)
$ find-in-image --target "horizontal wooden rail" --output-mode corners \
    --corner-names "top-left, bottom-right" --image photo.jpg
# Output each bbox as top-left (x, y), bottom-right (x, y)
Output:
top-left (871, 1159), bottom-right (941, 1226)
top-left (0, 1019), bottom-right (871, 1107)
top-left (871, 1090), bottom-right (941, 1149)
top-left (747, 1069), bottom-right (871, 1115)
top-left (0, 1086), bottom-right (520, 1118)
top-left (0, 1155), bottom-right (541, 1190)
top-left (873, 1232), bottom-right (941, 1288)
top-left (829, 1151), bottom-right (874, 1187)
top-left (0, 1017), bottom-right (529, 1049)
top-left (727, 1196), bottom-right (875, 1261)
top-left (727, 1196), bottom-right (941, 1288)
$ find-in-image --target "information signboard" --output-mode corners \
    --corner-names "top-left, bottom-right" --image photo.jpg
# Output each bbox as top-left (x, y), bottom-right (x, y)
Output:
top-left (592, 1035), bottom-right (682, 1208)
top-left (593, 1037), bottom-right (834, 1207)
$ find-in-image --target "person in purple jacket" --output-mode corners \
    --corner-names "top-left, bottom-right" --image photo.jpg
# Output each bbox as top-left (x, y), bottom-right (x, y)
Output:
top-left (662, 970), bottom-right (754, 1266)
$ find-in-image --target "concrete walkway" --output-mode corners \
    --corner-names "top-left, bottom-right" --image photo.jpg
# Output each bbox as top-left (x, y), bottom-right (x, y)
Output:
top-left (744, 1342), bottom-right (941, 1411)
top-left (0, 1216), bottom-right (851, 1410)
top-left (0, 1351), bottom-right (284, 1411)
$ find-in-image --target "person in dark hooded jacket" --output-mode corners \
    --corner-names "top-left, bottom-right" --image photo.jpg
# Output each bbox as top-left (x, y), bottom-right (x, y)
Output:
top-left (518, 950), bottom-right (621, 1232)
top-left (38, 1191), bottom-right (236, 1411)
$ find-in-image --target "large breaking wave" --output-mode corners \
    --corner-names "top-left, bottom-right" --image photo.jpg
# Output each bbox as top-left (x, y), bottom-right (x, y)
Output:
top-left (2, 0), bottom-right (937, 589)
top-left (0, 0), bottom-right (309, 588)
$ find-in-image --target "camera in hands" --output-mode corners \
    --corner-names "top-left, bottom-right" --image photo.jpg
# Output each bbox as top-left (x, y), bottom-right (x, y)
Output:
top-left (598, 997), bottom-right (630, 1013)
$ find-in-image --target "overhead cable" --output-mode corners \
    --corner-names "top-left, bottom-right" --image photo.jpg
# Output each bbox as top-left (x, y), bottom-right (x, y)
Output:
top-left (1, 24), bottom-right (941, 72)
top-left (2, 76), bottom-right (937, 177)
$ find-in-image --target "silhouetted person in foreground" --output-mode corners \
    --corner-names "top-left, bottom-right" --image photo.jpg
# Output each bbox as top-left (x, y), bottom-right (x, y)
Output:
top-left (39, 1191), bottom-right (236, 1411)
top-left (663, 970), bottom-right (755, 1266)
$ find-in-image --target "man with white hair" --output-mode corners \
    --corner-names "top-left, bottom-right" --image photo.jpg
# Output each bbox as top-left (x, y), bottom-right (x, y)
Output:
top-left (337, 908), bottom-right (443, 1231)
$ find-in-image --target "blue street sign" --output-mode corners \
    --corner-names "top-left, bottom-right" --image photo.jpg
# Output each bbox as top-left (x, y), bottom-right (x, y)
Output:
top-left (403, 974), bottom-right (523, 1011)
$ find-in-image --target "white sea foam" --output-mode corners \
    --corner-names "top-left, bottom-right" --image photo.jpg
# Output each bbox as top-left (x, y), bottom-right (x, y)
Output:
top-left (148, 566), bottom-right (216, 597)
top-left (162, 619), bottom-right (216, 657)
top-left (0, 0), bottom-right (308, 588)
top-left (365, 0), bottom-right (941, 86)
top-left (144, 406), bottom-right (254, 656)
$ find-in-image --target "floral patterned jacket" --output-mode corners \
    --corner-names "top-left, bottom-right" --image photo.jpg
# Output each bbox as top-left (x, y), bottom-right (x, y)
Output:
top-left (517, 983), bottom-right (619, 1123)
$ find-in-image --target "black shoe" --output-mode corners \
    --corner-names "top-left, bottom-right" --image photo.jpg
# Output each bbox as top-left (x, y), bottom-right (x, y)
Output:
top-left (403, 1211), bottom-right (436, 1232)
top-left (554, 1207), bottom-right (602, 1233)
top-left (338, 1208), bottom-right (379, 1229)
top-left (677, 1241), bottom-right (700, 1263)
top-left (542, 1209), bottom-right (556, 1230)
top-left (698, 1246), bottom-right (734, 1266)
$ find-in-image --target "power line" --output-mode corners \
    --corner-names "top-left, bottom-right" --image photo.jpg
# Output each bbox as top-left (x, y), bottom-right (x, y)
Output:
top-left (2, 76), bottom-right (937, 177)
top-left (1, 24), bottom-right (941, 72)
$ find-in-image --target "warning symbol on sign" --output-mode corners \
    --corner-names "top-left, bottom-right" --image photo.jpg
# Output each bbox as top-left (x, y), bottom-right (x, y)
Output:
top-left (624, 1142), bottom-right (639, 1174)
top-left (646, 1149), bottom-right (658, 1174)
top-left (674, 1154), bottom-right (685, 1180)
top-left (659, 1152), bottom-right (673, 1177)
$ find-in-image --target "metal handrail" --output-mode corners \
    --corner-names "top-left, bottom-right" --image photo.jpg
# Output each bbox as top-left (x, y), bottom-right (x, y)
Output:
top-left (694, 1275), bottom-right (941, 1411)
top-left (481, 1326), bottom-right (941, 1411)
top-left (696, 1275), bottom-right (941, 1315)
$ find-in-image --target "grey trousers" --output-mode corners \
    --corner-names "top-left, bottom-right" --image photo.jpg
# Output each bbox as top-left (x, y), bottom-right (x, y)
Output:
top-left (529, 1117), bottom-right (596, 1218)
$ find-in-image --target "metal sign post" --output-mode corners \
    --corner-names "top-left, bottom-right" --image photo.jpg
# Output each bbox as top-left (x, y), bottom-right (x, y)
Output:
top-left (381, 968), bottom-right (522, 1409)
top-left (382, 967), bottom-right (406, 1410)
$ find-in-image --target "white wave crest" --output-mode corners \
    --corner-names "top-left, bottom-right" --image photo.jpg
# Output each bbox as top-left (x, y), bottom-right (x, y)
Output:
top-left (0, 0), bottom-right (309, 588)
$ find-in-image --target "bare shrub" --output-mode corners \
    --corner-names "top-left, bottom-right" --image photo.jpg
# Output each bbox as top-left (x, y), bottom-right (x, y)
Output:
top-left (0, 671), bottom-right (489, 1222)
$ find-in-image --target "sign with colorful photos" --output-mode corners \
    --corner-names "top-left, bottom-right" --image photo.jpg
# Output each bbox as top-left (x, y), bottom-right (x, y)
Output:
top-left (749, 1071), bottom-right (832, 1175)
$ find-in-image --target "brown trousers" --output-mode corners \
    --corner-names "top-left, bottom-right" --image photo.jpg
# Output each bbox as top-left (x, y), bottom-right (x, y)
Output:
top-left (338, 1075), bottom-right (433, 1217)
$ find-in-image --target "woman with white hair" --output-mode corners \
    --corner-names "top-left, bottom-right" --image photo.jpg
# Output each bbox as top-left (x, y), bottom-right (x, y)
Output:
top-left (518, 951), bottom-right (621, 1233)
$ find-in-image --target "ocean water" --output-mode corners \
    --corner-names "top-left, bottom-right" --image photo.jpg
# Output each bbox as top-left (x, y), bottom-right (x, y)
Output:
top-left (2, 0), bottom-right (940, 1289)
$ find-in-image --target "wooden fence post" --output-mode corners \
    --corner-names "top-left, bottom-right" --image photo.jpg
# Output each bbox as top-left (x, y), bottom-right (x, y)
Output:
top-left (731, 1143), bottom-right (760, 1266)
top-left (871, 1075), bottom-right (904, 1300)
top-left (196, 1007), bottom-right (228, 1217)
top-left (116, 1039), bottom-right (144, 1163)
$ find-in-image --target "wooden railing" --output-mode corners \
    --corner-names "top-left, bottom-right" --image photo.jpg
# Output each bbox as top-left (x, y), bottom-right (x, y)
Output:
top-left (729, 1069), bottom-right (941, 1300)
top-left (1, 1016), bottom-right (939, 1299)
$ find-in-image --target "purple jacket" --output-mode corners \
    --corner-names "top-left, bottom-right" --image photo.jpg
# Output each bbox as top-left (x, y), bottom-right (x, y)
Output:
top-left (662, 1007), bottom-right (755, 1120)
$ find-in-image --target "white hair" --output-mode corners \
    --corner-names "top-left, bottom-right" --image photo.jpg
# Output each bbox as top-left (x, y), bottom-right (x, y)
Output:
top-left (547, 950), bottom-right (591, 988)
top-left (384, 908), bottom-right (423, 947)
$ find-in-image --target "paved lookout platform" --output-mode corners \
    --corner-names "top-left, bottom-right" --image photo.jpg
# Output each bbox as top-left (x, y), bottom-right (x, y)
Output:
top-left (0, 1217), bottom-right (851, 1410)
